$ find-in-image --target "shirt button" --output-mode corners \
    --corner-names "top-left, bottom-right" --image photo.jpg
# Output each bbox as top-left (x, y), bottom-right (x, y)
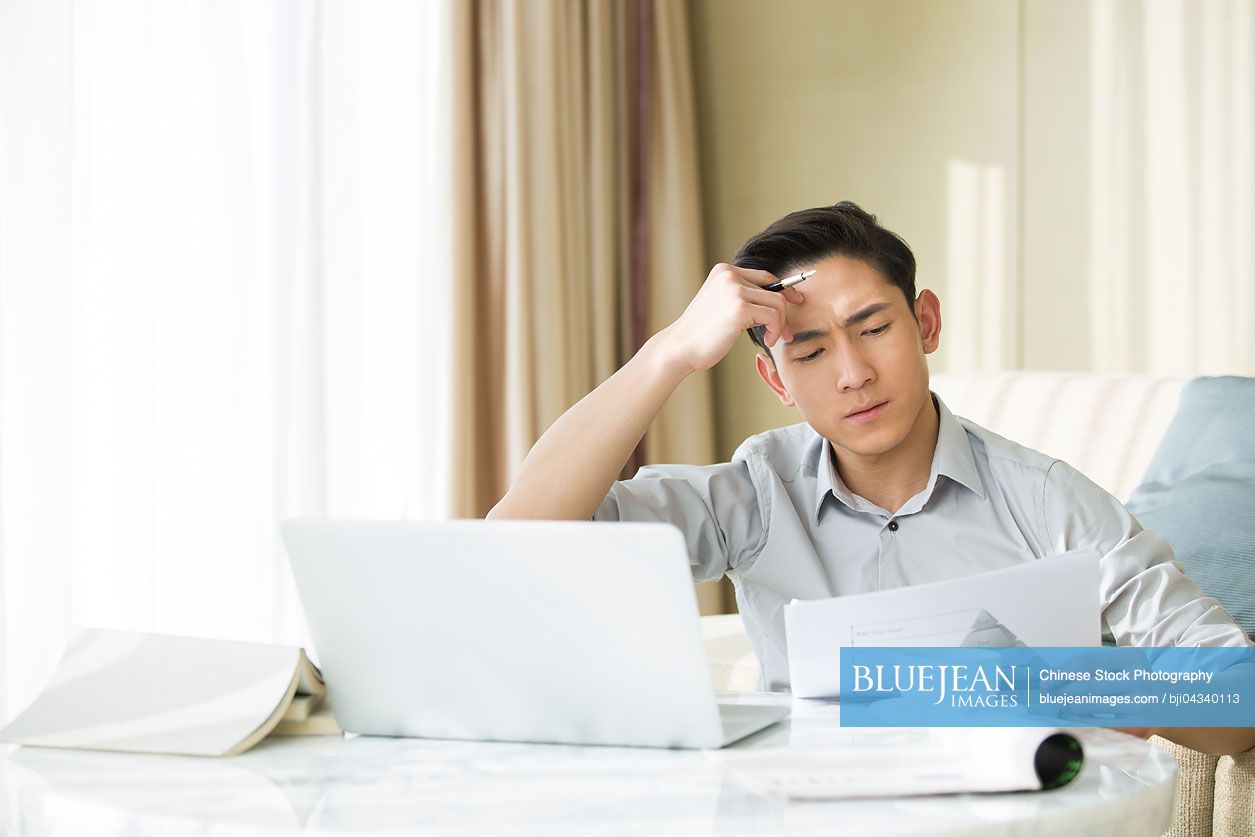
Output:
top-left (887, 520), bottom-right (899, 532)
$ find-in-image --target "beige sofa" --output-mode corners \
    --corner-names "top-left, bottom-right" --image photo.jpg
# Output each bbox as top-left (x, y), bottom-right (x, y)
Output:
top-left (698, 370), bottom-right (1254, 837)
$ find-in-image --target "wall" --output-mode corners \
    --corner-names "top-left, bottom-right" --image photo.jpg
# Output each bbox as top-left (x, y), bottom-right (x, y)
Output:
top-left (689, 0), bottom-right (1255, 457)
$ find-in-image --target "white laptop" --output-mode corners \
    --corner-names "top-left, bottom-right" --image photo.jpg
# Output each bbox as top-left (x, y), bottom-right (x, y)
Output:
top-left (280, 519), bottom-right (788, 749)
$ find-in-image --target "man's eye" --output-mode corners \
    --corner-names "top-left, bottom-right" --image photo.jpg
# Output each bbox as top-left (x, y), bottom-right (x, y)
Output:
top-left (796, 348), bottom-right (824, 363)
top-left (864, 323), bottom-right (890, 336)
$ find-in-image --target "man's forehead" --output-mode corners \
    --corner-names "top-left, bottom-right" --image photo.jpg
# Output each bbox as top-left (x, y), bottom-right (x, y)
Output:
top-left (794, 256), bottom-right (899, 299)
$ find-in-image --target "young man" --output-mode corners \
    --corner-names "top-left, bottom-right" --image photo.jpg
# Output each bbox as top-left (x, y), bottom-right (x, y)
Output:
top-left (488, 201), bottom-right (1254, 755)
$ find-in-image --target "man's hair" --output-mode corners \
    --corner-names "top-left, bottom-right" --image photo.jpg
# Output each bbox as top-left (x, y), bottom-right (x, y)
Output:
top-left (732, 200), bottom-right (917, 359)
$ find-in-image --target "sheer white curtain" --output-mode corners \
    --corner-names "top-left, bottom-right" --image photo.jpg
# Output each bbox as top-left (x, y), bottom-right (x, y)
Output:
top-left (0, 0), bottom-right (457, 722)
top-left (1087, 0), bottom-right (1254, 375)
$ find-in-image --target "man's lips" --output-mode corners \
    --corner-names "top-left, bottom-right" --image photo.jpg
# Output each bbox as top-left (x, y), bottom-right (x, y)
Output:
top-left (844, 401), bottom-right (889, 422)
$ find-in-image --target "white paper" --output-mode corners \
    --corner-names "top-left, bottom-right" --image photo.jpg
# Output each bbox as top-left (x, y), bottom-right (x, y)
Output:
top-left (711, 726), bottom-right (1078, 800)
top-left (785, 551), bottom-right (1101, 698)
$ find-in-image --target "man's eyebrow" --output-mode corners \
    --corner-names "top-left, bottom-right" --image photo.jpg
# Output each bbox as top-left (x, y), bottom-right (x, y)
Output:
top-left (786, 302), bottom-right (895, 346)
top-left (788, 328), bottom-right (829, 346)
top-left (840, 302), bottom-right (893, 327)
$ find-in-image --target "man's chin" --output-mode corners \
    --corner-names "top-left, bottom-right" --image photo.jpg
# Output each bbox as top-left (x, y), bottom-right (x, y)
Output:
top-left (826, 426), bottom-right (907, 458)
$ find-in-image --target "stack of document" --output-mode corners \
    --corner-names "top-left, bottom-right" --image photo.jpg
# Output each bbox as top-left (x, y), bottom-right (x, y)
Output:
top-left (784, 551), bottom-right (1101, 698)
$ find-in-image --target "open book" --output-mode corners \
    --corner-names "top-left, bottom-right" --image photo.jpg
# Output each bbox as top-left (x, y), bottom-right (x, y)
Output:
top-left (0, 627), bottom-right (342, 757)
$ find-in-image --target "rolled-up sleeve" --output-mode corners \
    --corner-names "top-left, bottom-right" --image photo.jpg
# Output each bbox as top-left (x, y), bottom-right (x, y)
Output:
top-left (593, 461), bottom-right (764, 582)
top-left (1043, 460), bottom-right (1250, 648)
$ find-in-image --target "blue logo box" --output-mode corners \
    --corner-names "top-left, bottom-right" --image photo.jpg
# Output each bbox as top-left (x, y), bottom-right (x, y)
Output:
top-left (838, 646), bottom-right (1255, 727)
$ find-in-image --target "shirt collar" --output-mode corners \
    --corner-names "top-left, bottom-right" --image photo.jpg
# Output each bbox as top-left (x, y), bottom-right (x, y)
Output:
top-left (813, 392), bottom-right (986, 522)
top-left (930, 394), bottom-right (986, 501)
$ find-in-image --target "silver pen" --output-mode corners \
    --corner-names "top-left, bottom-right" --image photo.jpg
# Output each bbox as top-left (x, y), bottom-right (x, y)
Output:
top-left (764, 269), bottom-right (816, 293)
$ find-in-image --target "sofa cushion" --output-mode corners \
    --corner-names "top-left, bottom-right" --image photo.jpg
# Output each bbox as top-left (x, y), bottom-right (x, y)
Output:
top-left (930, 372), bottom-right (1185, 502)
top-left (1126, 376), bottom-right (1255, 640)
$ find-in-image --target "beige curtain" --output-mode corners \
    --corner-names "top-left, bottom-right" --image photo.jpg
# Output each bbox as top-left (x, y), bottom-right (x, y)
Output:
top-left (444, 0), bottom-right (718, 542)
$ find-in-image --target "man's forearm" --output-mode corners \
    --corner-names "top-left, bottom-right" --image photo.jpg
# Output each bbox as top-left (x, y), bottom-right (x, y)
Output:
top-left (1152, 726), bottom-right (1255, 757)
top-left (487, 326), bottom-right (692, 521)
top-left (487, 261), bottom-right (799, 519)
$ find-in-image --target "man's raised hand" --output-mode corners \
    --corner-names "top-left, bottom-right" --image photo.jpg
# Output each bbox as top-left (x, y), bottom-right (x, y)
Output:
top-left (657, 263), bottom-right (805, 373)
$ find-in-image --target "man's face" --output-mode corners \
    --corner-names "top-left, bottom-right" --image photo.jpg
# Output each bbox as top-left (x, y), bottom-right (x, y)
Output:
top-left (755, 254), bottom-right (941, 458)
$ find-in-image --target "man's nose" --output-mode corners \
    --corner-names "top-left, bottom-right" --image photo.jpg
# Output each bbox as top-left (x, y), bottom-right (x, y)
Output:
top-left (835, 349), bottom-right (875, 392)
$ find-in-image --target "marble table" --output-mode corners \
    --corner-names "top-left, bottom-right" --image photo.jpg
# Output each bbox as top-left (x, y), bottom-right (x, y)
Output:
top-left (0, 694), bottom-right (1176, 836)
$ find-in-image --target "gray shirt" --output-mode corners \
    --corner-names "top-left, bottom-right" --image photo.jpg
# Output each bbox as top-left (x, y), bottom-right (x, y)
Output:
top-left (594, 393), bottom-right (1250, 691)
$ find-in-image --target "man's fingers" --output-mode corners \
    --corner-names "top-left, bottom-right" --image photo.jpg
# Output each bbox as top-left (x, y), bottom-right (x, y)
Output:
top-left (740, 280), bottom-right (805, 311)
top-left (741, 284), bottom-right (794, 311)
top-left (733, 266), bottom-right (781, 287)
top-left (746, 303), bottom-right (791, 346)
top-left (732, 266), bottom-right (810, 301)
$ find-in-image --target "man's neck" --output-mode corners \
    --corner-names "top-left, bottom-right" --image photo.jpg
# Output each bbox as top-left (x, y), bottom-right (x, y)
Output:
top-left (830, 395), bottom-right (941, 515)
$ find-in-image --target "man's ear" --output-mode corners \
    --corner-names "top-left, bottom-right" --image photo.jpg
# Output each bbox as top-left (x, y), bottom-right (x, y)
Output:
top-left (755, 351), bottom-right (795, 406)
top-left (915, 289), bottom-right (942, 354)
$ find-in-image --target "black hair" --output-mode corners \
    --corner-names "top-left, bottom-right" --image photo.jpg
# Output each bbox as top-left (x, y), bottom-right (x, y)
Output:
top-left (732, 200), bottom-right (917, 359)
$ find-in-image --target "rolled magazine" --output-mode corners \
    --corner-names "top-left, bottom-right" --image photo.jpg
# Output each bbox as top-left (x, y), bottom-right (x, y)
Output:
top-left (710, 727), bottom-right (1084, 800)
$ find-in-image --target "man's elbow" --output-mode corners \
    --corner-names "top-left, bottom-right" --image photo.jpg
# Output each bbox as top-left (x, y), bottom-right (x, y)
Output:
top-left (484, 498), bottom-right (512, 520)
top-left (1156, 726), bottom-right (1255, 757)
top-left (1216, 727), bottom-right (1255, 757)
top-left (485, 496), bottom-right (597, 522)
top-left (484, 496), bottom-right (544, 520)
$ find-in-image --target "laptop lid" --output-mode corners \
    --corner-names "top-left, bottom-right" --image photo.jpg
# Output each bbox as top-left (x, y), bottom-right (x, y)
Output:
top-left (280, 519), bottom-right (728, 748)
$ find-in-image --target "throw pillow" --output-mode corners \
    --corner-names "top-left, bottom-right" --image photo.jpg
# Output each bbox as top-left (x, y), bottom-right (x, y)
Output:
top-left (1126, 376), bottom-right (1255, 640)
